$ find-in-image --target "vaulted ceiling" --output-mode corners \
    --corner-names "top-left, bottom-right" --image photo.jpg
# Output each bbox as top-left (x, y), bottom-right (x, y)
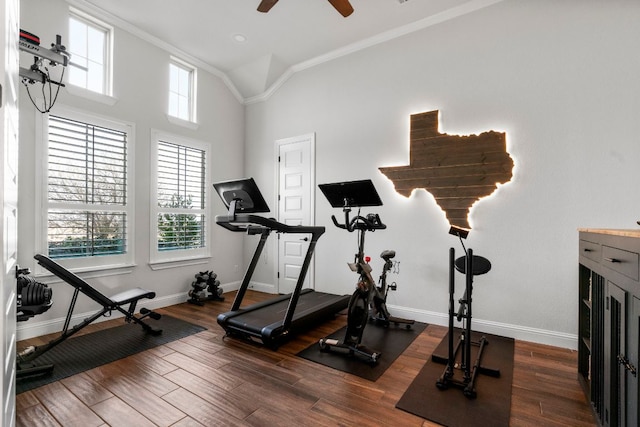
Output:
top-left (72, 0), bottom-right (502, 102)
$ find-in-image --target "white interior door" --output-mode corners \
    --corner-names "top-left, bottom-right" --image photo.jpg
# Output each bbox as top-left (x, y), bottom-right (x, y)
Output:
top-left (1, 0), bottom-right (19, 425)
top-left (277, 134), bottom-right (315, 294)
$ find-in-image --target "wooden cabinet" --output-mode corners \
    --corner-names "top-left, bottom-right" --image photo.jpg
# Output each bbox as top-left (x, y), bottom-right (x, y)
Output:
top-left (578, 229), bottom-right (640, 427)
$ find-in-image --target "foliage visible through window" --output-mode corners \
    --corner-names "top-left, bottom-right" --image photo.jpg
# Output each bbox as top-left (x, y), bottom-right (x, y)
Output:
top-left (68, 11), bottom-right (110, 94)
top-left (47, 115), bottom-right (128, 258)
top-left (157, 141), bottom-right (205, 251)
top-left (168, 60), bottom-right (195, 121)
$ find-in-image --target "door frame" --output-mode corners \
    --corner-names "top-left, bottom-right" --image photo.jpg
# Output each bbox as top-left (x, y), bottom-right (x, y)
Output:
top-left (274, 133), bottom-right (316, 294)
top-left (1, 0), bottom-right (19, 424)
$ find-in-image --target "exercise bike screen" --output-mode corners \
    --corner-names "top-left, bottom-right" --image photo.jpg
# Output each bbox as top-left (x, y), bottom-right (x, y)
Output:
top-left (319, 179), bottom-right (383, 208)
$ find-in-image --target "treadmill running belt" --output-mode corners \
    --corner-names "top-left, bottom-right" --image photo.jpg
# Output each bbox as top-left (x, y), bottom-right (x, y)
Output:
top-left (219, 290), bottom-right (349, 347)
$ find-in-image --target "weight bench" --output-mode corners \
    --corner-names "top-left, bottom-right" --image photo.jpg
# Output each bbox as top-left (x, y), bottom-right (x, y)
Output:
top-left (17, 254), bottom-right (162, 378)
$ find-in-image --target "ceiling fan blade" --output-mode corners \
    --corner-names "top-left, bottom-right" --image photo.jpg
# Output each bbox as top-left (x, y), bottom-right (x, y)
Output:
top-left (328, 0), bottom-right (354, 17)
top-left (257, 0), bottom-right (279, 13)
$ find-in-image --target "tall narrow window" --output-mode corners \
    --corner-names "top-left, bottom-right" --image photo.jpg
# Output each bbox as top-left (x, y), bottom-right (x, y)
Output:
top-left (151, 131), bottom-right (209, 264)
top-left (44, 110), bottom-right (133, 268)
top-left (168, 58), bottom-right (196, 122)
top-left (68, 9), bottom-right (112, 95)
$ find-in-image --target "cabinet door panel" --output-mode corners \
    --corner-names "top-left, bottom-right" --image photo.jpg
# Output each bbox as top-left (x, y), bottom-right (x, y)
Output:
top-left (592, 272), bottom-right (606, 421)
top-left (606, 282), bottom-right (626, 427)
top-left (629, 296), bottom-right (639, 427)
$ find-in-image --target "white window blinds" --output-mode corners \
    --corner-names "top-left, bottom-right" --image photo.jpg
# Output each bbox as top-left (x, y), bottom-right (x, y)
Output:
top-left (47, 115), bottom-right (128, 258)
top-left (156, 140), bottom-right (206, 251)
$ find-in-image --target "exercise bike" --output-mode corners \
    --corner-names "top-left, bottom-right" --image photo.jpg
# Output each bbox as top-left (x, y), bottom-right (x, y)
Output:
top-left (317, 179), bottom-right (414, 364)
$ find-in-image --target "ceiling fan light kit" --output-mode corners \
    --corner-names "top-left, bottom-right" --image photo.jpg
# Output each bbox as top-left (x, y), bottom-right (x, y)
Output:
top-left (258, 0), bottom-right (354, 17)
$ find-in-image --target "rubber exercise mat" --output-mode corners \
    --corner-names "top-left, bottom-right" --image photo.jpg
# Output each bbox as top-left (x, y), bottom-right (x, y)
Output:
top-left (396, 330), bottom-right (514, 427)
top-left (16, 315), bottom-right (206, 394)
top-left (297, 321), bottom-right (427, 381)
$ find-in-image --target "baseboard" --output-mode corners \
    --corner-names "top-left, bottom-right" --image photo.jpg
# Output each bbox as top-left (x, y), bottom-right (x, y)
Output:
top-left (16, 280), bottom-right (257, 341)
top-left (16, 291), bottom-right (187, 341)
top-left (245, 281), bottom-right (276, 294)
top-left (17, 283), bottom-right (577, 350)
top-left (219, 280), bottom-right (241, 294)
top-left (387, 304), bottom-right (578, 350)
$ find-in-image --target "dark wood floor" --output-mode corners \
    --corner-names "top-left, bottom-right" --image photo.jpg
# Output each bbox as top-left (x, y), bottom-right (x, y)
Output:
top-left (16, 290), bottom-right (596, 426)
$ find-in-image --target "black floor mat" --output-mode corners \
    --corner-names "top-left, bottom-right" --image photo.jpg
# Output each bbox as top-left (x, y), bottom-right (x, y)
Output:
top-left (396, 330), bottom-right (514, 427)
top-left (297, 321), bottom-right (427, 381)
top-left (16, 315), bottom-right (206, 394)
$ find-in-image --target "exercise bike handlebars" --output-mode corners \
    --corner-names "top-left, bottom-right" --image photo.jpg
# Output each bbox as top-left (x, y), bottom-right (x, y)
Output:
top-left (331, 209), bottom-right (386, 233)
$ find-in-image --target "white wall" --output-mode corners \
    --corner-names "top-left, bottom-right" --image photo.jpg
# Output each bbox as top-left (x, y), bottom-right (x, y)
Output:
top-left (16, 0), bottom-right (640, 348)
top-left (244, 0), bottom-right (640, 348)
top-left (17, 0), bottom-right (245, 338)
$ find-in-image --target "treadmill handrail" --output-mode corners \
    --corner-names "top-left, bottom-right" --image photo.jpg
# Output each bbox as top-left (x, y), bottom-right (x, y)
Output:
top-left (215, 213), bottom-right (325, 240)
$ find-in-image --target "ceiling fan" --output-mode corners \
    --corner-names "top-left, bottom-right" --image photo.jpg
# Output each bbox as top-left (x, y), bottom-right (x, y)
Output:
top-left (257, 0), bottom-right (354, 17)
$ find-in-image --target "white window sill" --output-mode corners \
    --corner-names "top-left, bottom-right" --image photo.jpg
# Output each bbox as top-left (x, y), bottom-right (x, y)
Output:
top-left (149, 256), bottom-right (211, 271)
top-left (65, 85), bottom-right (118, 106)
top-left (35, 262), bottom-right (135, 282)
top-left (166, 114), bottom-right (199, 130)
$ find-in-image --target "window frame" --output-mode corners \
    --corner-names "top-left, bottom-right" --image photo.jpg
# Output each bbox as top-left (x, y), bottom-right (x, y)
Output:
top-left (36, 105), bottom-right (135, 272)
top-left (68, 7), bottom-right (114, 97)
top-left (168, 57), bottom-right (197, 123)
top-left (149, 129), bottom-right (211, 267)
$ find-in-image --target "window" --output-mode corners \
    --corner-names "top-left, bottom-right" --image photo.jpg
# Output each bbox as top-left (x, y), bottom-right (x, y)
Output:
top-left (68, 9), bottom-right (113, 95)
top-left (38, 106), bottom-right (134, 269)
top-left (168, 58), bottom-right (197, 122)
top-left (151, 131), bottom-right (209, 264)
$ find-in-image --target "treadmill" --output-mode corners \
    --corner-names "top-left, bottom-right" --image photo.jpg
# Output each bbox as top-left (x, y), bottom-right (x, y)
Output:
top-left (214, 178), bottom-right (349, 348)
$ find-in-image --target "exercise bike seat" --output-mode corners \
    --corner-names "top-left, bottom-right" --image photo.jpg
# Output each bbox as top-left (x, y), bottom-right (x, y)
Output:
top-left (454, 255), bottom-right (491, 276)
top-left (380, 250), bottom-right (396, 260)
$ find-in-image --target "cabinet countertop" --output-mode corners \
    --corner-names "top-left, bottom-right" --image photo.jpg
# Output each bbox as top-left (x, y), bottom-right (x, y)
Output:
top-left (578, 228), bottom-right (640, 238)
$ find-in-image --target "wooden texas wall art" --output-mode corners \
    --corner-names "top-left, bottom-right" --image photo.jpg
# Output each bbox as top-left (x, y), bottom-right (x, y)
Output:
top-left (379, 110), bottom-right (514, 230)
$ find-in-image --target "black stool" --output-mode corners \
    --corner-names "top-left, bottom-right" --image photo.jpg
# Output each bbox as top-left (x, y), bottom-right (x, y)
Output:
top-left (433, 248), bottom-right (500, 398)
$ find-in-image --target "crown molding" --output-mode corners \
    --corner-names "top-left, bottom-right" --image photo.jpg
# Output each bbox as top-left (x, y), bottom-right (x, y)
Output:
top-left (66, 0), bottom-right (505, 106)
top-left (65, 0), bottom-right (244, 104)
top-left (245, 0), bottom-right (505, 105)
